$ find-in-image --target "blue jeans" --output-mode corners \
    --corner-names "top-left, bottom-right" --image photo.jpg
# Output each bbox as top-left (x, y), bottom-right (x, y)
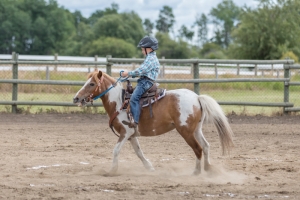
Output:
top-left (130, 78), bottom-right (153, 124)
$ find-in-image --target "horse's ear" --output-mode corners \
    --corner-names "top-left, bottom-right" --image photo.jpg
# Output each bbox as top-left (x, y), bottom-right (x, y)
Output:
top-left (97, 71), bottom-right (104, 84)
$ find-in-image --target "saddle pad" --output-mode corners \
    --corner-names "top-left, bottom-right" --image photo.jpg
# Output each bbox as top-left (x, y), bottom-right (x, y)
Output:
top-left (141, 88), bottom-right (166, 108)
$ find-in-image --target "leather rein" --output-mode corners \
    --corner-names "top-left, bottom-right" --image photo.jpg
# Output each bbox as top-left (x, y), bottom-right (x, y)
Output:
top-left (88, 73), bottom-right (128, 138)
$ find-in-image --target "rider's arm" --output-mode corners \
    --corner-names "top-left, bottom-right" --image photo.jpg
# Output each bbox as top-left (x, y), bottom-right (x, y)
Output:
top-left (128, 56), bottom-right (154, 77)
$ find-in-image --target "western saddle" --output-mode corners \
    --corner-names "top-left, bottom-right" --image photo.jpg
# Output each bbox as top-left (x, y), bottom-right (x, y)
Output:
top-left (121, 80), bottom-right (165, 118)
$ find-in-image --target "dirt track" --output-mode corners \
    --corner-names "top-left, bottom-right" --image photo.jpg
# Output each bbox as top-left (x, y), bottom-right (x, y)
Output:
top-left (0, 113), bottom-right (299, 199)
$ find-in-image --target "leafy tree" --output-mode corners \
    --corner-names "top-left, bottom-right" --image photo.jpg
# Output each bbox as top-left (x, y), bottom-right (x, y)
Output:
top-left (88, 3), bottom-right (119, 25)
top-left (281, 51), bottom-right (299, 63)
top-left (200, 42), bottom-right (227, 59)
top-left (62, 21), bottom-right (95, 55)
top-left (194, 13), bottom-right (208, 47)
top-left (155, 32), bottom-right (192, 59)
top-left (229, 0), bottom-right (300, 59)
top-left (93, 11), bottom-right (145, 45)
top-left (0, 0), bottom-right (31, 54)
top-left (178, 25), bottom-right (194, 43)
top-left (72, 10), bottom-right (88, 30)
top-left (156, 6), bottom-right (175, 33)
top-left (88, 10), bottom-right (105, 25)
top-left (0, 0), bottom-right (76, 55)
top-left (143, 18), bottom-right (154, 35)
top-left (81, 37), bottom-right (136, 58)
top-left (210, 0), bottom-right (241, 48)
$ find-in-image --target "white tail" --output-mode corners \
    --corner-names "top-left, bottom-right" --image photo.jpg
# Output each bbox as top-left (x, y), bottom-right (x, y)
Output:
top-left (198, 94), bottom-right (234, 155)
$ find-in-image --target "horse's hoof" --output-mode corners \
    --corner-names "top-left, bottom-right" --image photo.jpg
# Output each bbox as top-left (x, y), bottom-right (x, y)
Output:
top-left (148, 167), bottom-right (155, 172)
top-left (192, 171), bottom-right (201, 176)
top-left (103, 171), bottom-right (118, 177)
top-left (204, 164), bottom-right (212, 172)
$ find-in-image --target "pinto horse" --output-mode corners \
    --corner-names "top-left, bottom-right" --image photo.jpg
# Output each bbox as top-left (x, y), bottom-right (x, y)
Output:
top-left (73, 70), bottom-right (234, 175)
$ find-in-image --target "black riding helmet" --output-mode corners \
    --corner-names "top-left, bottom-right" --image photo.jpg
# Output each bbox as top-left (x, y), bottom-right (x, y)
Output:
top-left (137, 36), bottom-right (158, 51)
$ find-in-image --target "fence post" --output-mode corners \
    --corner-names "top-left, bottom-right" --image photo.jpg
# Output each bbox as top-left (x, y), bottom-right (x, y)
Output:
top-left (193, 62), bottom-right (200, 94)
top-left (106, 55), bottom-right (112, 76)
top-left (132, 57), bottom-right (136, 70)
top-left (283, 60), bottom-right (291, 114)
top-left (214, 63), bottom-right (218, 79)
top-left (237, 63), bottom-right (240, 76)
top-left (54, 53), bottom-right (58, 71)
top-left (12, 52), bottom-right (19, 113)
top-left (254, 64), bottom-right (257, 76)
top-left (271, 64), bottom-right (274, 76)
top-left (159, 56), bottom-right (165, 78)
top-left (46, 66), bottom-right (50, 80)
top-left (93, 55), bottom-right (98, 72)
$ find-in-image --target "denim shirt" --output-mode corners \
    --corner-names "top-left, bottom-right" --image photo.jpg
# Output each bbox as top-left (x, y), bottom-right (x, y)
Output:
top-left (128, 51), bottom-right (160, 80)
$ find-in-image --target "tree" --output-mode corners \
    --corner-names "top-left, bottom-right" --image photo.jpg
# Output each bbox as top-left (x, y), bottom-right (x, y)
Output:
top-left (200, 42), bottom-right (227, 59)
top-left (93, 12), bottom-right (145, 45)
top-left (143, 18), bottom-right (154, 35)
top-left (155, 32), bottom-right (192, 59)
top-left (81, 37), bottom-right (136, 58)
top-left (194, 14), bottom-right (208, 47)
top-left (210, 0), bottom-right (241, 48)
top-left (0, 0), bottom-right (31, 54)
top-left (229, 0), bottom-right (300, 59)
top-left (156, 6), bottom-right (175, 33)
top-left (88, 3), bottom-right (119, 25)
top-left (0, 0), bottom-right (77, 55)
top-left (178, 25), bottom-right (194, 43)
top-left (72, 10), bottom-right (88, 31)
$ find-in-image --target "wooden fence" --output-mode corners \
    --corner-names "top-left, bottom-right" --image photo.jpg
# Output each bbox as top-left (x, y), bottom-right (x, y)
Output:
top-left (1, 53), bottom-right (300, 113)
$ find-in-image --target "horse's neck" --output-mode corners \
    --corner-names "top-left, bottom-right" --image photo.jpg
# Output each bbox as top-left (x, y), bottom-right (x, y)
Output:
top-left (101, 79), bottom-right (123, 116)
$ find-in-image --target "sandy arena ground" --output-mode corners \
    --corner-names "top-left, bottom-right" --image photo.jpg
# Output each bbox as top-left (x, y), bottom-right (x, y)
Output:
top-left (0, 113), bottom-right (299, 199)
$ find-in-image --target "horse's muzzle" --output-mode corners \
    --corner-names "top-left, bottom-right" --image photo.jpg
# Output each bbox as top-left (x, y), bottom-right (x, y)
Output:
top-left (73, 97), bottom-right (79, 104)
top-left (73, 97), bottom-right (88, 107)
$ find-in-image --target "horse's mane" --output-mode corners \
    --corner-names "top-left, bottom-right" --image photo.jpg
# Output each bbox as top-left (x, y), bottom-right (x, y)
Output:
top-left (87, 70), bottom-right (115, 85)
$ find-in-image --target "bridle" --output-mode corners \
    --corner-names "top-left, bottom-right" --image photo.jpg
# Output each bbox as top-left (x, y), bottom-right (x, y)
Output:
top-left (87, 71), bottom-right (128, 105)
top-left (86, 71), bottom-right (129, 138)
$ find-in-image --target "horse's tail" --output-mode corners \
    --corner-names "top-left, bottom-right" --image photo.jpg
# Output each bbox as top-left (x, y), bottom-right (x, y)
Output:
top-left (198, 94), bottom-right (234, 155)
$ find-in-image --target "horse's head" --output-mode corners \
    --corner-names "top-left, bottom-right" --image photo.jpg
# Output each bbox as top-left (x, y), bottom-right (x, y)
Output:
top-left (73, 70), bottom-right (105, 106)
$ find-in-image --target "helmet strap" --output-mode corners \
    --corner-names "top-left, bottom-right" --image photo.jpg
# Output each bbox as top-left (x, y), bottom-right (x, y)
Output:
top-left (145, 48), bottom-right (154, 56)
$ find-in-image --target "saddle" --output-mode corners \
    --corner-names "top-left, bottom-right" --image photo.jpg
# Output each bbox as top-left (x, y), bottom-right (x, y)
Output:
top-left (121, 80), bottom-right (166, 118)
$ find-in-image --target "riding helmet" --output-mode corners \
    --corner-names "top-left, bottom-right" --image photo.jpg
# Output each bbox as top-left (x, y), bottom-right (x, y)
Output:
top-left (137, 36), bottom-right (158, 50)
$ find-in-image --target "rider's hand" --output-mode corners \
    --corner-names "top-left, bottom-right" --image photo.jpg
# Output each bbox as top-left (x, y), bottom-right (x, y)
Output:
top-left (121, 70), bottom-right (128, 77)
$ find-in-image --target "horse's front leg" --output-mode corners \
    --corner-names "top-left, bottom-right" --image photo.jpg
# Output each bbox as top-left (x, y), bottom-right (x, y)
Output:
top-left (109, 131), bottom-right (133, 175)
top-left (130, 137), bottom-right (155, 171)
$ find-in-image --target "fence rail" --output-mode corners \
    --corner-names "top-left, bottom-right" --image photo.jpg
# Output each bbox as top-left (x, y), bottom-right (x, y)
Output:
top-left (1, 52), bottom-right (300, 113)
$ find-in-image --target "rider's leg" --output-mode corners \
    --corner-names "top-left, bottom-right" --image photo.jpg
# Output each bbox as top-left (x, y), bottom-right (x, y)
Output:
top-left (124, 79), bottom-right (153, 127)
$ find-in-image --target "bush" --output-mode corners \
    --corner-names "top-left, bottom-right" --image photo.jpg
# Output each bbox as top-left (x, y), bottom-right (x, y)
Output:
top-left (281, 51), bottom-right (299, 63)
top-left (81, 37), bottom-right (136, 58)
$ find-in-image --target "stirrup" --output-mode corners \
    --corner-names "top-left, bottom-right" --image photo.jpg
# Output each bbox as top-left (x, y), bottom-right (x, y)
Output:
top-left (122, 120), bottom-right (137, 128)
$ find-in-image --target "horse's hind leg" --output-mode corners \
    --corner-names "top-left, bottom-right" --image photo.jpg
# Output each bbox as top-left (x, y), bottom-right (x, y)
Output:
top-left (194, 122), bottom-right (211, 171)
top-left (130, 137), bottom-right (155, 171)
top-left (176, 127), bottom-right (203, 175)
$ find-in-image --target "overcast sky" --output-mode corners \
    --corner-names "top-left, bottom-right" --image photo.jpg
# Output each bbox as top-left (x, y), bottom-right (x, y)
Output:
top-left (56, 0), bottom-right (259, 38)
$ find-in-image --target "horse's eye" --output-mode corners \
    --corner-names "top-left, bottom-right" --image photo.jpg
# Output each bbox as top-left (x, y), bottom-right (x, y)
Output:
top-left (90, 83), bottom-right (95, 86)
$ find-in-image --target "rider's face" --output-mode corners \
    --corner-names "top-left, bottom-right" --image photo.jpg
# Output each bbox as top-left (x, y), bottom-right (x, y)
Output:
top-left (141, 48), bottom-right (146, 56)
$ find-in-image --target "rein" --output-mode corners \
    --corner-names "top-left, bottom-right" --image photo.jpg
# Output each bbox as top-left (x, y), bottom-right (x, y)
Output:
top-left (92, 76), bottom-right (128, 101)
top-left (90, 72), bottom-right (129, 138)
